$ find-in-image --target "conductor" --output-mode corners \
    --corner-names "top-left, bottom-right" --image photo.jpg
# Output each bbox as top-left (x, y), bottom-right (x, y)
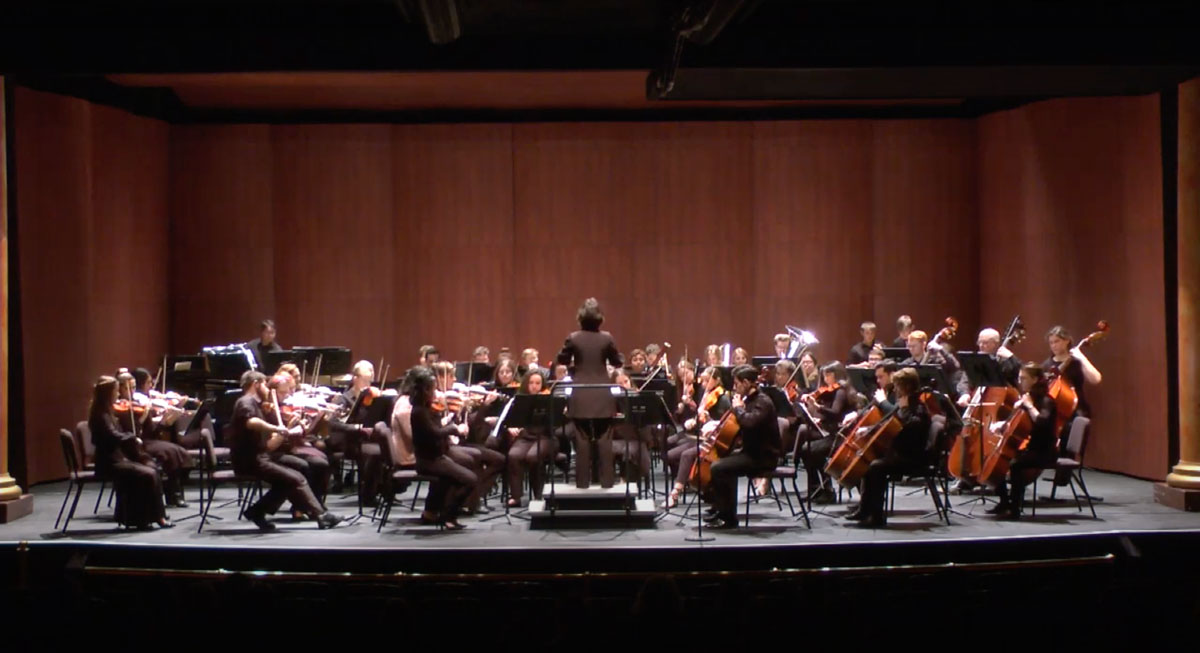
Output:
top-left (557, 298), bottom-right (624, 489)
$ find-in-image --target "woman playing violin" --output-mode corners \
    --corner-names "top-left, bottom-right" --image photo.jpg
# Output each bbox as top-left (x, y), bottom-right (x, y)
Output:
top-left (121, 368), bottom-right (191, 508)
top-left (795, 361), bottom-right (854, 502)
top-left (432, 361), bottom-right (503, 515)
top-left (89, 375), bottom-right (173, 530)
top-left (797, 351), bottom-right (820, 392)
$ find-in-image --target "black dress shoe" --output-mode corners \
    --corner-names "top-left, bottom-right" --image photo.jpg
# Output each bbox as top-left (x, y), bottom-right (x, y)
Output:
top-left (985, 502), bottom-right (1012, 515)
top-left (708, 517), bottom-right (738, 530)
top-left (853, 514), bottom-right (886, 529)
top-left (244, 505), bottom-right (277, 532)
top-left (844, 508), bottom-right (867, 521)
top-left (316, 512), bottom-right (343, 530)
top-left (703, 507), bottom-right (719, 518)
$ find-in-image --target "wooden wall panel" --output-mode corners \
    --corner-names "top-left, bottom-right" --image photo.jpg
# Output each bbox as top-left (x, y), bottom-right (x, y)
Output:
top-left (14, 88), bottom-right (169, 484)
top-left (392, 124), bottom-right (515, 368)
top-left (871, 120), bottom-right (981, 351)
top-left (270, 125), bottom-right (396, 372)
top-left (169, 125), bottom-right (274, 352)
top-left (751, 121), bottom-right (875, 363)
top-left (979, 95), bottom-right (1166, 479)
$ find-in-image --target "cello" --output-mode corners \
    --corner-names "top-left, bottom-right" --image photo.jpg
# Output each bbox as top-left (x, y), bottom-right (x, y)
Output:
top-left (824, 404), bottom-right (903, 487)
top-left (978, 393), bottom-right (1036, 488)
top-left (947, 315), bottom-right (1026, 483)
top-left (688, 397), bottom-right (742, 490)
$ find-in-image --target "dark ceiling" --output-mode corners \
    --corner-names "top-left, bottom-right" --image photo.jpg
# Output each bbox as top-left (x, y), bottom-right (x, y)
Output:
top-left (2, 0), bottom-right (1198, 121)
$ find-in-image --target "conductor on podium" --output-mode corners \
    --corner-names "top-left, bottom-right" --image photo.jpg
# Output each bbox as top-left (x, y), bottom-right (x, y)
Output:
top-left (557, 298), bottom-right (624, 489)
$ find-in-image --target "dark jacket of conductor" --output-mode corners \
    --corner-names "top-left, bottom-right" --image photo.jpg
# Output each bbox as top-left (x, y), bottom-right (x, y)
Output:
top-left (557, 330), bottom-right (624, 419)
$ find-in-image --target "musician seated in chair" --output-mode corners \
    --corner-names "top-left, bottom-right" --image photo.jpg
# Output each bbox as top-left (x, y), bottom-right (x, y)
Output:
top-left (246, 319), bottom-right (281, 371)
top-left (230, 371), bottom-right (341, 531)
top-left (665, 366), bottom-right (729, 509)
top-left (846, 368), bottom-right (930, 528)
top-left (705, 364), bottom-right (783, 530)
top-left (795, 362), bottom-right (854, 503)
top-left (987, 363), bottom-right (1057, 520)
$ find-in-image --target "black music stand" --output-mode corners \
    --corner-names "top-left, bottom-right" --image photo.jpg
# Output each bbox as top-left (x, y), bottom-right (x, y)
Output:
top-left (958, 352), bottom-right (1008, 388)
top-left (626, 390), bottom-right (674, 503)
top-left (846, 368), bottom-right (879, 396)
top-left (293, 346), bottom-right (353, 378)
top-left (912, 365), bottom-right (955, 397)
top-left (203, 348), bottom-right (254, 384)
top-left (263, 350), bottom-right (305, 375)
top-left (492, 392), bottom-right (564, 519)
top-left (456, 362), bottom-right (496, 386)
top-left (882, 347), bottom-right (910, 361)
top-left (751, 356), bottom-right (797, 368)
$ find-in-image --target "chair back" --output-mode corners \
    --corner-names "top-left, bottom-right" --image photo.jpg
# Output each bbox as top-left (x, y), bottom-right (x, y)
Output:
top-left (1063, 416), bottom-right (1091, 463)
top-left (74, 420), bottom-right (95, 466)
top-left (390, 396), bottom-right (415, 467)
top-left (59, 429), bottom-right (81, 477)
top-left (197, 430), bottom-right (219, 471)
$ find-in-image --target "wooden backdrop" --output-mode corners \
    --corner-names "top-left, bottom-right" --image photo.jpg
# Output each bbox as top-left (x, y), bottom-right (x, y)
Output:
top-left (13, 87), bottom-right (169, 484)
top-left (12, 87), bottom-right (1167, 483)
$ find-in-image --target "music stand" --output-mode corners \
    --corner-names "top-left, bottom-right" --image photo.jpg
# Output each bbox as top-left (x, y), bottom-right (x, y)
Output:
top-left (202, 346), bottom-right (254, 382)
top-left (456, 362), bottom-right (496, 386)
top-left (293, 346), bottom-right (353, 378)
top-left (958, 352), bottom-right (1008, 388)
top-left (751, 356), bottom-right (796, 368)
top-left (493, 392), bottom-right (566, 518)
top-left (761, 386), bottom-right (795, 419)
top-left (846, 368), bottom-right (879, 396)
top-left (882, 347), bottom-right (911, 361)
top-left (627, 390), bottom-right (674, 503)
top-left (911, 365), bottom-right (955, 397)
top-left (263, 349), bottom-right (305, 375)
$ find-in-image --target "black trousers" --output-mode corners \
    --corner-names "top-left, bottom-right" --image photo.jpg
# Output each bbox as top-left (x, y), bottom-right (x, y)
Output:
top-left (798, 434), bottom-right (836, 491)
top-left (860, 452), bottom-right (923, 520)
top-left (109, 460), bottom-right (167, 527)
top-left (709, 451), bottom-right (777, 522)
top-left (243, 454), bottom-right (324, 517)
top-left (508, 435), bottom-right (557, 501)
top-left (573, 419), bottom-right (613, 489)
top-left (997, 449), bottom-right (1055, 512)
top-left (460, 442), bottom-right (505, 509)
top-left (417, 454), bottom-right (479, 520)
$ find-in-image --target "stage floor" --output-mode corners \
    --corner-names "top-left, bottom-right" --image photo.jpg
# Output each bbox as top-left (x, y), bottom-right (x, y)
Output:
top-left (3, 470), bottom-right (1198, 572)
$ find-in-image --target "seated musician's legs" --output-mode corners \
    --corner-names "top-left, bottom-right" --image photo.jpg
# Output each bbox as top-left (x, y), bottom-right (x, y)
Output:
top-left (798, 433), bottom-right (835, 495)
top-left (708, 451), bottom-right (758, 526)
top-left (857, 458), bottom-right (893, 526)
top-left (507, 437), bottom-right (534, 504)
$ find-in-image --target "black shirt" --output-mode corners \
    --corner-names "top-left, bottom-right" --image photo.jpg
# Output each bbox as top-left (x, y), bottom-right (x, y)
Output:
top-left (891, 401), bottom-right (932, 460)
top-left (247, 337), bottom-right (282, 371)
top-left (848, 340), bottom-right (877, 366)
top-left (733, 387), bottom-right (782, 461)
top-left (1024, 393), bottom-right (1058, 457)
top-left (230, 393), bottom-right (268, 470)
top-left (411, 402), bottom-right (459, 461)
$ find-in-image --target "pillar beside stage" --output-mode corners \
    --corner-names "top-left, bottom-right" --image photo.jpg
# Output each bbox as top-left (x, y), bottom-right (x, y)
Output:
top-left (1158, 76), bottom-right (1200, 511)
top-left (0, 78), bottom-right (33, 521)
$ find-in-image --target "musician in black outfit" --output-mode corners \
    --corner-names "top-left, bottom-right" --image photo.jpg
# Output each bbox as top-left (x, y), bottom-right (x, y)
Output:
top-left (848, 367), bottom-right (932, 528)
top-left (988, 363), bottom-right (1058, 519)
top-left (229, 371), bottom-right (341, 531)
top-left (795, 362), bottom-right (853, 502)
top-left (847, 321), bottom-right (878, 366)
top-left (705, 365), bottom-right (783, 530)
top-left (88, 376), bottom-right (173, 530)
top-left (557, 297), bottom-right (624, 489)
top-left (892, 315), bottom-right (914, 347)
top-left (407, 366), bottom-right (477, 530)
top-left (1043, 325), bottom-right (1103, 420)
top-left (246, 319), bottom-right (282, 371)
top-left (955, 327), bottom-right (1022, 407)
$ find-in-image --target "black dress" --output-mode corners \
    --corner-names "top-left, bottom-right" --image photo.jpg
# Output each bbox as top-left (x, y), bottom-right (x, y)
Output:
top-left (88, 412), bottom-right (166, 527)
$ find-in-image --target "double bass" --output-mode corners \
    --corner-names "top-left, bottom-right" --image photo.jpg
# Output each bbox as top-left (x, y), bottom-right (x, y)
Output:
top-left (947, 315), bottom-right (1026, 483)
top-left (1048, 320), bottom-right (1108, 437)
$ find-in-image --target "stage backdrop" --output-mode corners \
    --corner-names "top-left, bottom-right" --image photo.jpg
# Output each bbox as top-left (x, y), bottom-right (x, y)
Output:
top-left (13, 87), bottom-right (169, 485)
top-left (12, 88), bottom-right (1166, 483)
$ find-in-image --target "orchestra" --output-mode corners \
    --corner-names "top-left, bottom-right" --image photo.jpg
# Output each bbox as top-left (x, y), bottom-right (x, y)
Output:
top-left (80, 308), bottom-right (1105, 534)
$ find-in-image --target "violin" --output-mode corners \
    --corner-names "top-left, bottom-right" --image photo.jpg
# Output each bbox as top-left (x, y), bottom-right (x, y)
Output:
top-left (802, 382), bottom-right (841, 404)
